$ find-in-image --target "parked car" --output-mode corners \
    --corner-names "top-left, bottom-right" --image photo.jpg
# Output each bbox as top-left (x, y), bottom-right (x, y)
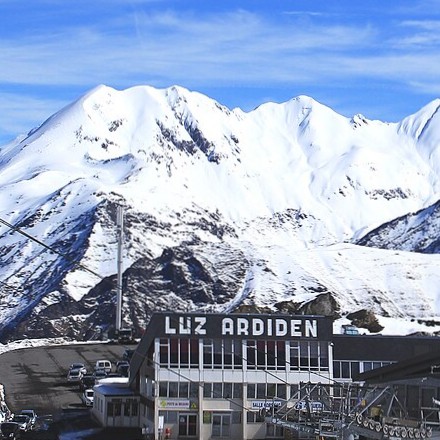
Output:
top-left (116, 360), bottom-right (129, 368)
top-left (106, 372), bottom-right (122, 378)
top-left (116, 327), bottom-right (135, 344)
top-left (18, 410), bottom-right (37, 429)
top-left (122, 349), bottom-right (135, 361)
top-left (67, 367), bottom-right (83, 382)
top-left (94, 360), bottom-right (112, 373)
top-left (93, 369), bottom-right (107, 381)
top-left (116, 361), bottom-right (130, 377)
top-left (11, 415), bottom-right (31, 432)
top-left (79, 374), bottom-right (96, 391)
top-left (69, 363), bottom-right (87, 375)
top-left (0, 421), bottom-right (21, 439)
top-left (81, 389), bottom-right (94, 407)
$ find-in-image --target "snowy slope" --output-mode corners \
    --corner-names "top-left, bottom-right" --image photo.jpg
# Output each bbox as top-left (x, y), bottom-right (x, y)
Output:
top-left (1, 84), bottom-right (440, 341)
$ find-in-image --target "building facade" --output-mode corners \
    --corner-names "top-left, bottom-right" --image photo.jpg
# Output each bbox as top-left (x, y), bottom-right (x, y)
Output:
top-left (126, 312), bottom-right (334, 439)
top-left (93, 312), bottom-right (440, 440)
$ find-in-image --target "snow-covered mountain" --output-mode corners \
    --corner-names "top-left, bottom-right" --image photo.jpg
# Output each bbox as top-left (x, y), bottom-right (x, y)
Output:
top-left (1, 84), bottom-right (440, 342)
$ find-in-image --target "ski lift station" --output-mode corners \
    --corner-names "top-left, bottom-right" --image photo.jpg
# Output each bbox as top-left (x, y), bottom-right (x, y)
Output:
top-left (91, 312), bottom-right (440, 440)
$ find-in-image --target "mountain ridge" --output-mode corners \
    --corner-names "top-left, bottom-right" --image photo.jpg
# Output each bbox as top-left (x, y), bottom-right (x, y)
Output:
top-left (1, 84), bottom-right (440, 342)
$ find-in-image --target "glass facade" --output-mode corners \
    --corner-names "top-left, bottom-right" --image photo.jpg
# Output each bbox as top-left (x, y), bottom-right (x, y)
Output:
top-left (145, 314), bottom-right (334, 440)
top-left (158, 337), bottom-right (330, 373)
top-left (158, 381), bottom-right (199, 398)
top-left (333, 360), bottom-right (392, 379)
top-left (159, 338), bottom-right (199, 368)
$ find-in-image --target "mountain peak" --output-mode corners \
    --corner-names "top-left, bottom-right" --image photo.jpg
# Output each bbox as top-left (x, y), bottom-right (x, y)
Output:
top-left (2, 85), bottom-right (440, 341)
top-left (398, 98), bottom-right (440, 138)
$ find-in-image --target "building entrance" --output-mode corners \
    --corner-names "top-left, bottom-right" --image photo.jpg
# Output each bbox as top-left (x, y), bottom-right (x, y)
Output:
top-left (212, 413), bottom-right (231, 437)
top-left (178, 414), bottom-right (197, 436)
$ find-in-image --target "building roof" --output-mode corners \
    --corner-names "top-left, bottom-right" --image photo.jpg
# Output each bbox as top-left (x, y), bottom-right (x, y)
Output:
top-left (354, 349), bottom-right (440, 383)
top-left (332, 334), bottom-right (440, 362)
top-left (95, 382), bottom-right (136, 397)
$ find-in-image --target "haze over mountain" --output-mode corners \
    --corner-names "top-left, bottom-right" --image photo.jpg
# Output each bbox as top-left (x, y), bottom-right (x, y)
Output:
top-left (1, 84), bottom-right (440, 342)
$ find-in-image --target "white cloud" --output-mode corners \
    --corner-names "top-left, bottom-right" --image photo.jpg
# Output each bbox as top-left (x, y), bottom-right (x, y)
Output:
top-left (391, 20), bottom-right (440, 47)
top-left (1, 4), bottom-right (440, 141)
top-left (0, 8), bottom-right (436, 97)
top-left (0, 10), bottom-right (378, 88)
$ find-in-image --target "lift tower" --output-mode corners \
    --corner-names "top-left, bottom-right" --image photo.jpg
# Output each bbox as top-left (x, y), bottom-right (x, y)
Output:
top-left (115, 206), bottom-right (123, 332)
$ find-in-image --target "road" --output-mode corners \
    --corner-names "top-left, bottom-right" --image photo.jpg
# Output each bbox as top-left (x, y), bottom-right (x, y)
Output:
top-left (0, 342), bottom-right (127, 418)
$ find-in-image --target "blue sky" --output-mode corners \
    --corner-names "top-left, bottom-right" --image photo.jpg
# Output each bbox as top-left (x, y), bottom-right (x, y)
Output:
top-left (1, 0), bottom-right (440, 145)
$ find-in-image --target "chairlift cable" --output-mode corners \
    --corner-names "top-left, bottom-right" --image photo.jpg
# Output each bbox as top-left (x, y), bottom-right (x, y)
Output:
top-left (0, 216), bottom-right (104, 280)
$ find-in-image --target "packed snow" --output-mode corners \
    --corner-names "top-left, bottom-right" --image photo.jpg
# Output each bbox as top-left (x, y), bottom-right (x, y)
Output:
top-left (1, 84), bottom-right (440, 339)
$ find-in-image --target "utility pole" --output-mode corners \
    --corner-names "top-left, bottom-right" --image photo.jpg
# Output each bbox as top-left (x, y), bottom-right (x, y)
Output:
top-left (116, 206), bottom-right (123, 332)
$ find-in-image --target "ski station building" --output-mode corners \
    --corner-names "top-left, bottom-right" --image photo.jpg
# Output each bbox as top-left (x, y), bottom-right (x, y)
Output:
top-left (92, 312), bottom-right (440, 439)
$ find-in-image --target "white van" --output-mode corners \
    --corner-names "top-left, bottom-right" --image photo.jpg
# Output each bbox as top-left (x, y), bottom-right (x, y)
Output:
top-left (95, 360), bottom-right (112, 373)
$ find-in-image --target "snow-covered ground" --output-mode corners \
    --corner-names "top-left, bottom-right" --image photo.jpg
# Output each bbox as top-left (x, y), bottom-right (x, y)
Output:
top-left (1, 85), bottom-right (440, 339)
top-left (0, 337), bottom-right (109, 355)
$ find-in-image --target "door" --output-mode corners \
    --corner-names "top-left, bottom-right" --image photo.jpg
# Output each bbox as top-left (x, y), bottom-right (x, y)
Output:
top-left (178, 414), bottom-right (197, 437)
top-left (212, 413), bottom-right (231, 437)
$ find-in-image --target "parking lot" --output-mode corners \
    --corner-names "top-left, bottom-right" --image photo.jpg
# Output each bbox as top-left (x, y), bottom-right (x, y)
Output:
top-left (0, 342), bottom-right (127, 418)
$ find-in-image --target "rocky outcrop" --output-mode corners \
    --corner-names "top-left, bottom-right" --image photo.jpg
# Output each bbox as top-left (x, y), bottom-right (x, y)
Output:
top-left (346, 309), bottom-right (384, 333)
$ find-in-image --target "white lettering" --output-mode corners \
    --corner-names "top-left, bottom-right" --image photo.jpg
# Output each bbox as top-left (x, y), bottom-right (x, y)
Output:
top-left (275, 319), bottom-right (287, 336)
top-left (251, 400), bottom-right (283, 409)
top-left (237, 318), bottom-right (249, 335)
top-left (165, 316), bottom-right (176, 334)
top-left (222, 318), bottom-right (234, 335)
top-left (179, 317), bottom-right (191, 334)
top-left (305, 320), bottom-right (317, 338)
top-left (194, 317), bottom-right (207, 335)
top-left (166, 315), bottom-right (320, 338)
top-left (291, 319), bottom-right (302, 337)
top-left (252, 318), bottom-right (264, 336)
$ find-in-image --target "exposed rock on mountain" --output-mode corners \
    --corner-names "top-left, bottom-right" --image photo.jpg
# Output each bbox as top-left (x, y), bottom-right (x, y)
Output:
top-left (357, 199), bottom-right (440, 254)
top-left (1, 85), bottom-right (440, 341)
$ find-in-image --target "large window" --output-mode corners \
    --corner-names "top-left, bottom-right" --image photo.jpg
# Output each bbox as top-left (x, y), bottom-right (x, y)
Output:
top-left (159, 338), bottom-right (199, 368)
top-left (246, 340), bottom-right (286, 370)
top-left (333, 361), bottom-right (360, 379)
top-left (247, 383), bottom-right (286, 400)
top-left (123, 399), bottom-right (138, 417)
top-left (158, 381), bottom-right (199, 398)
top-left (289, 341), bottom-right (329, 371)
top-left (159, 411), bottom-right (178, 423)
top-left (362, 361), bottom-right (391, 372)
top-left (203, 383), bottom-right (243, 399)
top-left (332, 360), bottom-right (392, 379)
top-left (203, 339), bottom-right (243, 369)
top-left (107, 399), bottom-right (121, 417)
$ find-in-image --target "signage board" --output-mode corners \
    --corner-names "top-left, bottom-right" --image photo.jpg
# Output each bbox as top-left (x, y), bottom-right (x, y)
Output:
top-left (251, 400), bottom-right (283, 409)
top-left (158, 399), bottom-right (190, 409)
top-left (149, 313), bottom-right (333, 340)
top-left (294, 401), bottom-right (324, 412)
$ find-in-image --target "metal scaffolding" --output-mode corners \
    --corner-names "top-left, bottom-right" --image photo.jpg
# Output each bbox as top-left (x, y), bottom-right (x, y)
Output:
top-left (265, 382), bottom-right (439, 439)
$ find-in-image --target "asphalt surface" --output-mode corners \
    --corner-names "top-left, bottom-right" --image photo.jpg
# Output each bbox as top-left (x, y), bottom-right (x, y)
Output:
top-left (0, 342), bottom-right (127, 417)
top-left (0, 342), bottom-right (145, 439)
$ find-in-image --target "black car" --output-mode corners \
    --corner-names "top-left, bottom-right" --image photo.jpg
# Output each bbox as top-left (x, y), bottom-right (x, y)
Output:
top-left (93, 369), bottom-right (107, 382)
top-left (0, 421), bottom-right (21, 439)
top-left (122, 349), bottom-right (135, 361)
top-left (117, 363), bottom-right (130, 377)
top-left (79, 374), bottom-right (96, 391)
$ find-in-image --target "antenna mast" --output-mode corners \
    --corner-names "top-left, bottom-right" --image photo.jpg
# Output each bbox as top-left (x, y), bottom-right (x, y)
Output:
top-left (116, 206), bottom-right (124, 332)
